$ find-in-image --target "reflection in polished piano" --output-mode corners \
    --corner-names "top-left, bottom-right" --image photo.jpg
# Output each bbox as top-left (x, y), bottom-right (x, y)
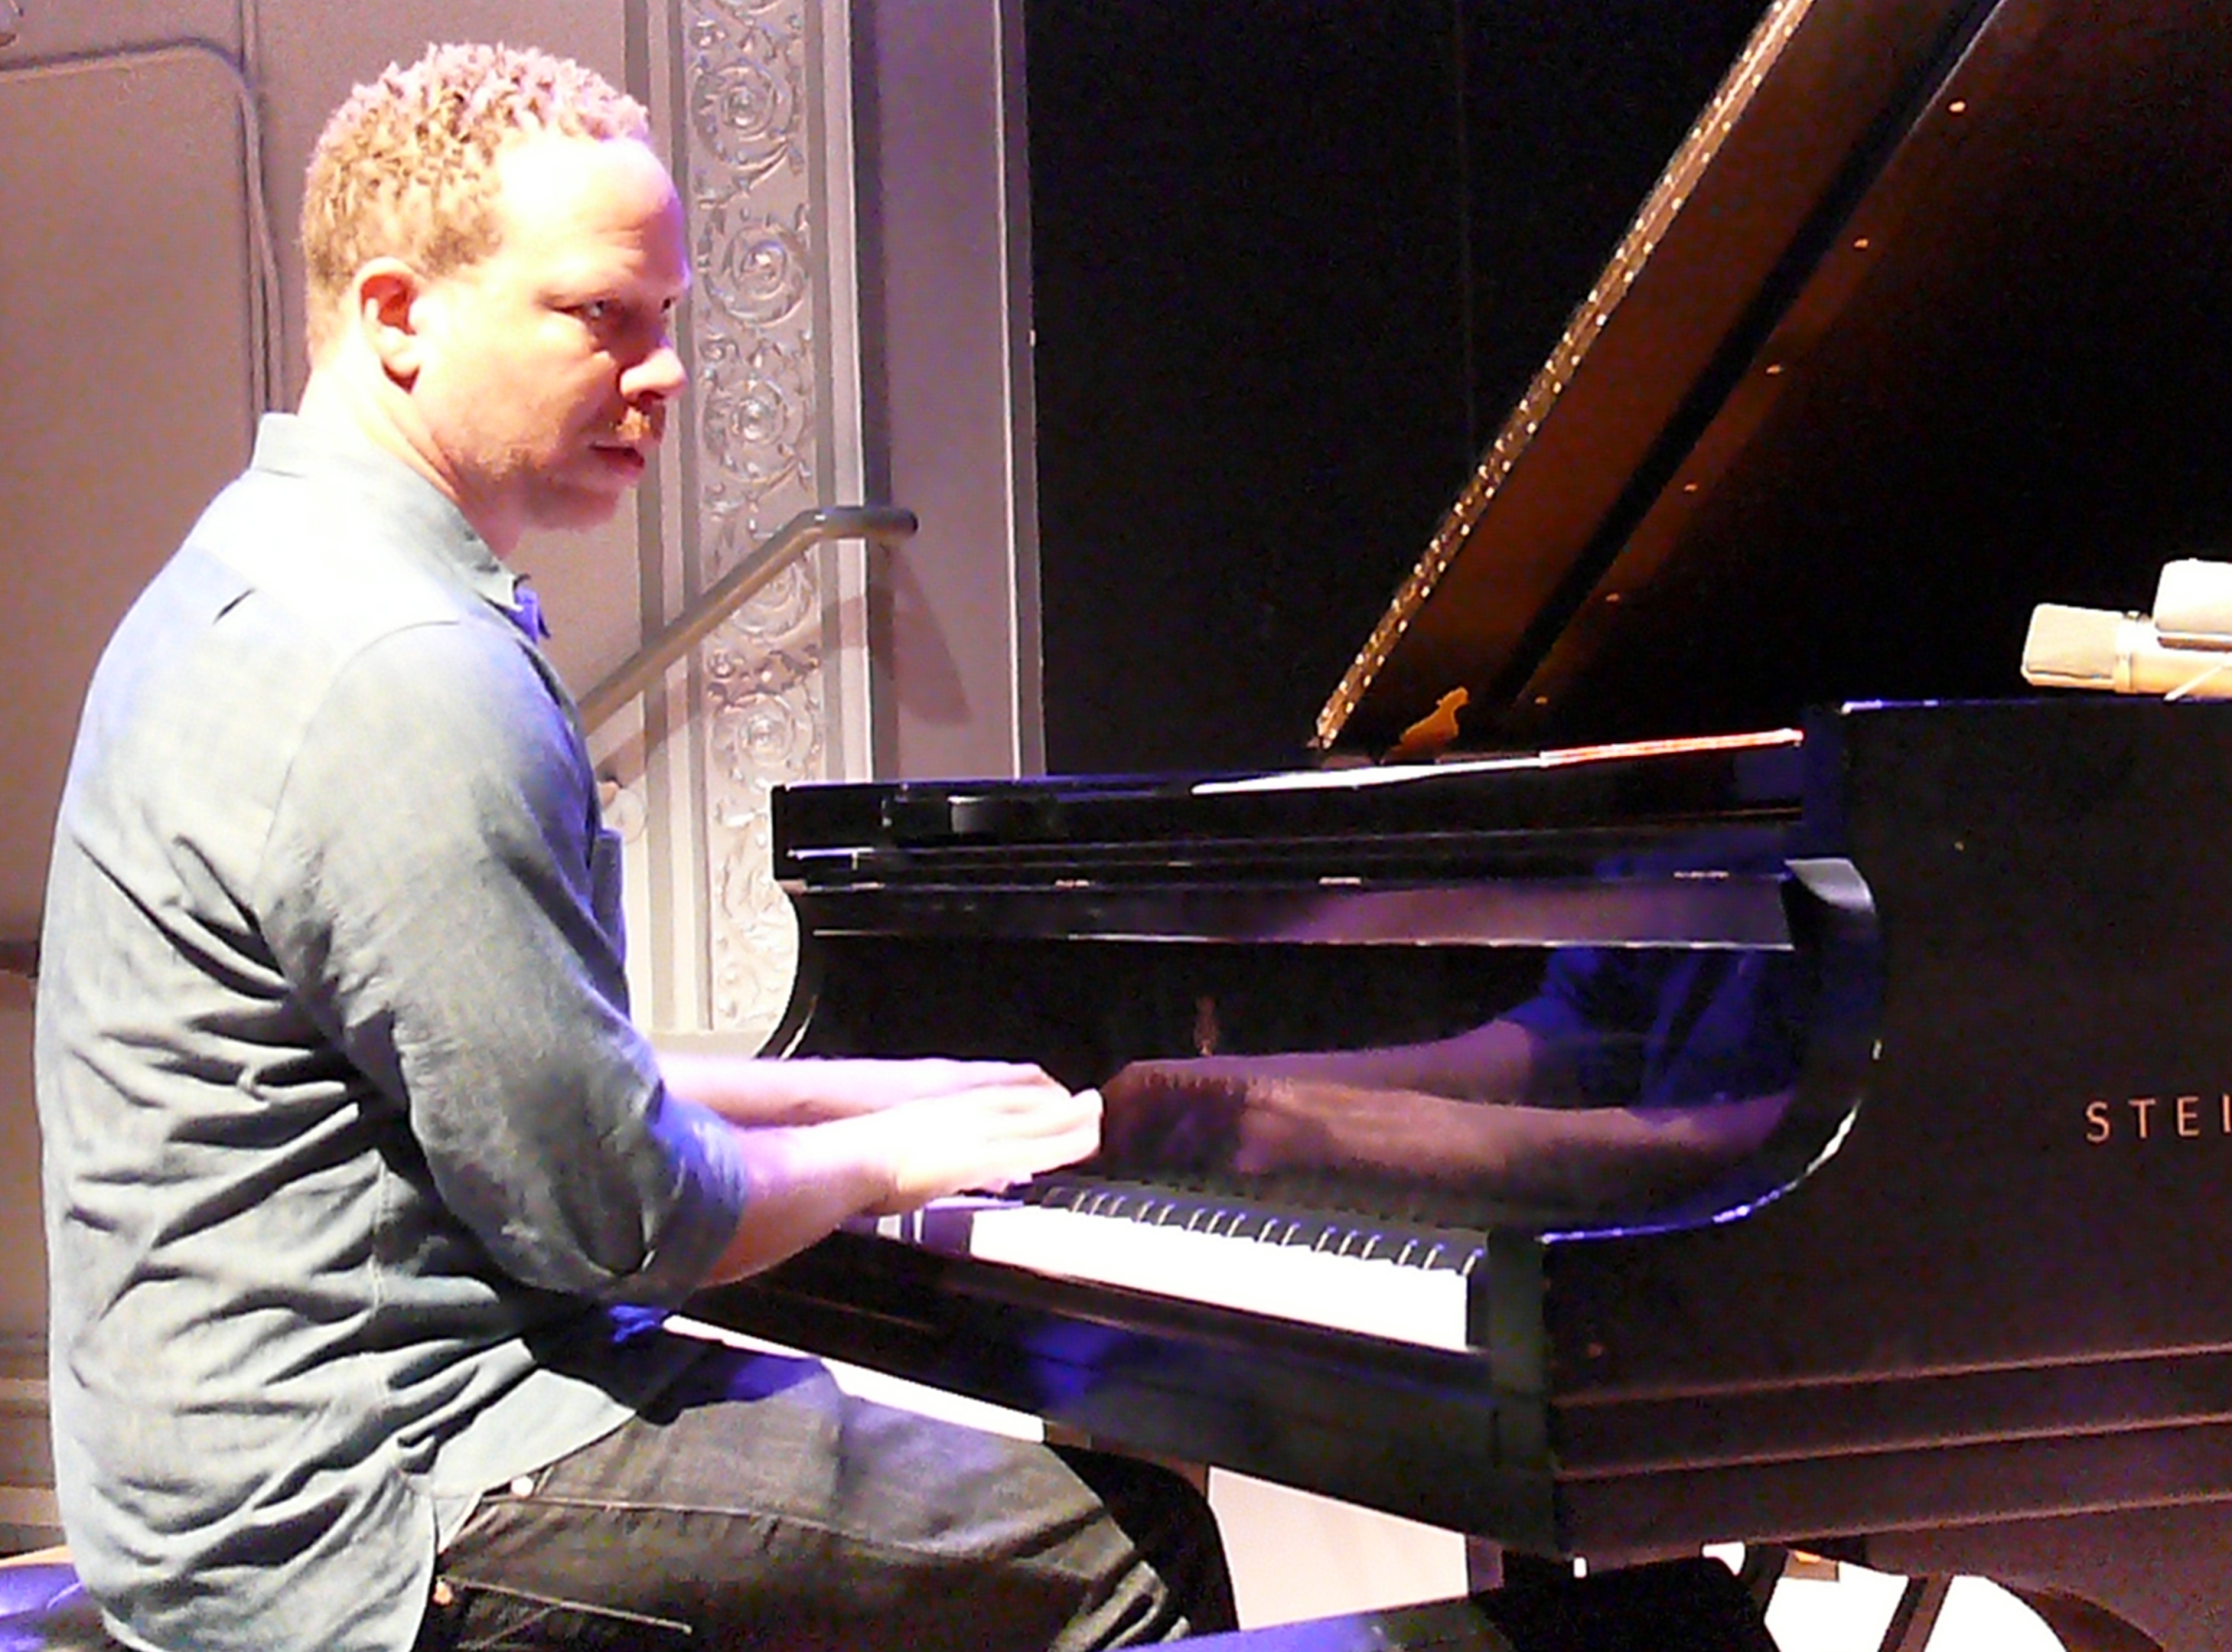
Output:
top-left (841, 736), bottom-right (1857, 1357)
top-left (692, 0), bottom-right (2232, 1645)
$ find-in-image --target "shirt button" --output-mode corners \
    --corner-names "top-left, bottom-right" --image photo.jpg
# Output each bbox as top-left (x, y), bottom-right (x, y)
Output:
top-left (509, 1475), bottom-right (535, 1497)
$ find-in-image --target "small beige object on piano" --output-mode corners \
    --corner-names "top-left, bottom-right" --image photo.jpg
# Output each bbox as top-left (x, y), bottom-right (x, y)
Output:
top-left (2022, 559), bottom-right (2232, 701)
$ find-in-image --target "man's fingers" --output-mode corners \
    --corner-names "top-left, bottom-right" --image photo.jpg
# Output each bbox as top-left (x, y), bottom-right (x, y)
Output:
top-left (877, 1083), bottom-right (1102, 1207)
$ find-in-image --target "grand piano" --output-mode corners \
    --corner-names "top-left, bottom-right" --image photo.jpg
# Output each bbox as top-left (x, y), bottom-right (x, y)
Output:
top-left (692, 1), bottom-right (2232, 1646)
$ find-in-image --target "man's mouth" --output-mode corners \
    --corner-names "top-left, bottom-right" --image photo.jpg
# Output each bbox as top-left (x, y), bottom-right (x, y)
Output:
top-left (591, 408), bottom-right (661, 478)
top-left (591, 442), bottom-right (648, 480)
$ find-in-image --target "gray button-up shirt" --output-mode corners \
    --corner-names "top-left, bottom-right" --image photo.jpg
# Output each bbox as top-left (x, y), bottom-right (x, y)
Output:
top-left (37, 415), bottom-right (753, 1652)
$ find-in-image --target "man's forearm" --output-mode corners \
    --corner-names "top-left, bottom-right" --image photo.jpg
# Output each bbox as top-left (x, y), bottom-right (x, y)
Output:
top-left (657, 1048), bottom-right (1054, 1126)
top-left (701, 1117), bottom-right (894, 1282)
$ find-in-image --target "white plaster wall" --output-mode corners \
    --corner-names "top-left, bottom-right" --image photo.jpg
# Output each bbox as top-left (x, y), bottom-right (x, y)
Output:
top-left (0, 0), bottom-right (644, 1343)
top-left (855, 0), bottom-right (1044, 781)
top-left (2, 7), bottom-right (261, 1344)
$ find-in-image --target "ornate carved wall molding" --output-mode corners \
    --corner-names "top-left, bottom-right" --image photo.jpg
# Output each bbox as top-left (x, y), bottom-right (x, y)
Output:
top-left (674, 0), bottom-right (852, 1039)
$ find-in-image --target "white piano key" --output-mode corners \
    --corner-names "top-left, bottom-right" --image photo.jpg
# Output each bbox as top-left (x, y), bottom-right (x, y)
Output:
top-left (861, 1197), bottom-right (1474, 1351)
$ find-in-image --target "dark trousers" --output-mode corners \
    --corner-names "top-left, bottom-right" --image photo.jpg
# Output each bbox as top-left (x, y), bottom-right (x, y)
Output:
top-left (413, 1347), bottom-right (1237, 1651)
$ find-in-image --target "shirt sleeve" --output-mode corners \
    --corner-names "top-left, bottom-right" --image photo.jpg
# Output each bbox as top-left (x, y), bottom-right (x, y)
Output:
top-left (255, 617), bottom-right (749, 1305)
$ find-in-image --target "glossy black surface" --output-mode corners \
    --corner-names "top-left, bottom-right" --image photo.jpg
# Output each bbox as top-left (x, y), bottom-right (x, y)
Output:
top-left (771, 727), bottom-right (1872, 1237)
top-left (1025, 0), bottom-right (1772, 773)
top-left (701, 700), bottom-right (2232, 1651)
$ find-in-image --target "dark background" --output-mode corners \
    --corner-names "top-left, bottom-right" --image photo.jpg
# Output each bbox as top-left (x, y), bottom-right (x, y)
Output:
top-left (1026, 0), bottom-right (1771, 774)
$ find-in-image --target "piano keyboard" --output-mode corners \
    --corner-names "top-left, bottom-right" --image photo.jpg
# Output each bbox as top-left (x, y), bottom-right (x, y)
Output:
top-left (852, 1182), bottom-right (1486, 1351)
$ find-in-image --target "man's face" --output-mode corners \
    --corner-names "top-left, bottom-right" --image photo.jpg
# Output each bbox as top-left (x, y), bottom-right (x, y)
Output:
top-left (406, 134), bottom-right (689, 552)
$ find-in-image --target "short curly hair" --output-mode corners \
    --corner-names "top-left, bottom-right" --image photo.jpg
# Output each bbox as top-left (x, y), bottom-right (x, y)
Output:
top-left (301, 42), bottom-right (650, 356)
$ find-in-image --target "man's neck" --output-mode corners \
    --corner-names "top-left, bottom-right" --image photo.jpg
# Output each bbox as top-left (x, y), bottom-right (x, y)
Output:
top-left (295, 362), bottom-right (516, 554)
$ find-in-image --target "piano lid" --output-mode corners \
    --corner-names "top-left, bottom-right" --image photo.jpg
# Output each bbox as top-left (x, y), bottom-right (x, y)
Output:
top-left (1318, 0), bottom-right (2232, 757)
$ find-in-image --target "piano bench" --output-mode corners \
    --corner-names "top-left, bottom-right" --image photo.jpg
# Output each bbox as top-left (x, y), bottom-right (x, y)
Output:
top-left (1177, 1556), bottom-right (1781, 1651)
top-left (0, 1553), bottom-right (126, 1651)
top-left (1178, 1594), bottom-right (1512, 1650)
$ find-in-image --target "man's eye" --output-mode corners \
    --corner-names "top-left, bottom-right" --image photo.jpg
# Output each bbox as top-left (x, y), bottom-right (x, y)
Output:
top-left (571, 300), bottom-right (616, 324)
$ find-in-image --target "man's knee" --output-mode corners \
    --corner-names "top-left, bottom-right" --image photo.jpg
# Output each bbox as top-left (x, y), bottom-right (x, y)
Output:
top-left (1054, 1447), bottom-right (1239, 1640)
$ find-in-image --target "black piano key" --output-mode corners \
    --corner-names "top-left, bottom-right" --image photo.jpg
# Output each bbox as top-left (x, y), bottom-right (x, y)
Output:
top-left (1019, 1174), bottom-right (1487, 1274)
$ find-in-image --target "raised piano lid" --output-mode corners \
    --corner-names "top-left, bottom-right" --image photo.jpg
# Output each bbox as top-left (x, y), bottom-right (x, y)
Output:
top-left (1318, 0), bottom-right (2232, 758)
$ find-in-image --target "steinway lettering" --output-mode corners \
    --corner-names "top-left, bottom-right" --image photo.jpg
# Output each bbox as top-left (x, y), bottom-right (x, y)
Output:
top-left (2084, 1094), bottom-right (2232, 1144)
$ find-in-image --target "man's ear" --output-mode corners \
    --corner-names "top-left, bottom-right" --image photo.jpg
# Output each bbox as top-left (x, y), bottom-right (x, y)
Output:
top-left (350, 258), bottom-right (429, 384)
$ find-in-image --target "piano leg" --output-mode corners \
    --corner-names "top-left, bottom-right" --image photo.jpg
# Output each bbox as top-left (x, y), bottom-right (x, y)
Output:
top-left (1732, 1545), bottom-right (1787, 1614)
top-left (1867, 1504), bottom-right (2231, 1652)
top-left (1875, 1575), bottom-right (1951, 1652)
top-left (2003, 1588), bottom-right (2164, 1652)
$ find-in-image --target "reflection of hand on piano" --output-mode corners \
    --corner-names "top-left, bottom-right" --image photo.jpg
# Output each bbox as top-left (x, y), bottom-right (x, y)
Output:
top-left (1102, 1057), bottom-right (1524, 1177)
top-left (1101, 1041), bottom-right (1790, 1215)
top-left (1100, 1017), bottom-right (1543, 1171)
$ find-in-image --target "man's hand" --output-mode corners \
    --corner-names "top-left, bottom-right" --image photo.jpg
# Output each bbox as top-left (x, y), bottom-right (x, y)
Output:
top-left (693, 1061), bottom-right (1101, 1285)
top-left (849, 1074), bottom-right (1103, 1214)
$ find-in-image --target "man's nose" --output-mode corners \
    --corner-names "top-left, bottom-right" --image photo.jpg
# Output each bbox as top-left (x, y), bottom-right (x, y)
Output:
top-left (623, 342), bottom-right (688, 403)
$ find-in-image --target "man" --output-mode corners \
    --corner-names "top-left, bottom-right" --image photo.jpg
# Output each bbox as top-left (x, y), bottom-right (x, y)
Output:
top-left (37, 42), bottom-right (1231, 1652)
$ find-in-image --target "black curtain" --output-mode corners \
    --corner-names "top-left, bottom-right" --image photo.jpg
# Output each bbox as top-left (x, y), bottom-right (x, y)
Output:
top-left (1026, 0), bottom-right (1770, 772)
